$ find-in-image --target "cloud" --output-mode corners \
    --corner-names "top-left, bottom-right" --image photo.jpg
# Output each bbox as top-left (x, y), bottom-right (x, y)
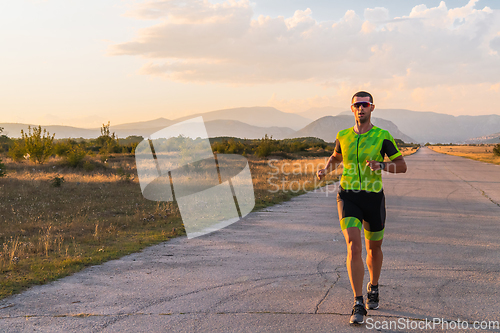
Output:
top-left (110, 0), bottom-right (500, 91)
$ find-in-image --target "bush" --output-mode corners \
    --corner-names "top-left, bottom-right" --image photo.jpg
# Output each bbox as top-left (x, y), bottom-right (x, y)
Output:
top-left (21, 125), bottom-right (55, 164)
top-left (8, 140), bottom-right (26, 162)
top-left (212, 138), bottom-right (246, 154)
top-left (0, 158), bottom-right (5, 177)
top-left (83, 161), bottom-right (95, 171)
top-left (0, 135), bottom-right (12, 153)
top-left (64, 146), bottom-right (87, 167)
top-left (54, 140), bottom-right (74, 157)
top-left (493, 144), bottom-right (500, 157)
top-left (51, 176), bottom-right (65, 187)
top-left (255, 135), bottom-right (276, 158)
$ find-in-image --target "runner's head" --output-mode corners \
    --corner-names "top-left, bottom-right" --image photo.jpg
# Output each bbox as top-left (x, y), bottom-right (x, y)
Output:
top-left (351, 91), bottom-right (373, 104)
top-left (351, 91), bottom-right (375, 124)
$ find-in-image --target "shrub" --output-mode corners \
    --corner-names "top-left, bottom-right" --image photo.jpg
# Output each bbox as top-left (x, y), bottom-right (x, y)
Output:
top-left (54, 140), bottom-right (74, 157)
top-left (493, 144), bottom-right (500, 157)
top-left (51, 176), bottom-right (65, 187)
top-left (21, 125), bottom-right (55, 164)
top-left (83, 161), bottom-right (95, 171)
top-left (8, 140), bottom-right (26, 162)
top-left (116, 166), bottom-right (131, 182)
top-left (255, 135), bottom-right (276, 158)
top-left (0, 134), bottom-right (12, 153)
top-left (0, 158), bottom-right (5, 177)
top-left (64, 146), bottom-right (87, 167)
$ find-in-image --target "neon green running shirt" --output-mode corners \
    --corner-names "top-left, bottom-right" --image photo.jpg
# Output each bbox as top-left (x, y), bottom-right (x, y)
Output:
top-left (335, 126), bottom-right (402, 193)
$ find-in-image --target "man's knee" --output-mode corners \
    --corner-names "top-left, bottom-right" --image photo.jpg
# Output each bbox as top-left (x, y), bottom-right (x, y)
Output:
top-left (347, 241), bottom-right (363, 258)
top-left (366, 240), bottom-right (383, 257)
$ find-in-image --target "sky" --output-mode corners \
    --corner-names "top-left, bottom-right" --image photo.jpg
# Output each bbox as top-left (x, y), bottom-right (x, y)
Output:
top-left (1, 0), bottom-right (499, 128)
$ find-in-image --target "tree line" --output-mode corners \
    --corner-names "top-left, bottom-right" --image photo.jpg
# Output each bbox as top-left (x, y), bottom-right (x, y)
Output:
top-left (0, 123), bottom-right (429, 177)
top-left (0, 123), bottom-right (142, 171)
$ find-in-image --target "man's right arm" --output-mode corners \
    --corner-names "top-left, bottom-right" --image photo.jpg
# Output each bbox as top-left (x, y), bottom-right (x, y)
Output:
top-left (317, 139), bottom-right (343, 180)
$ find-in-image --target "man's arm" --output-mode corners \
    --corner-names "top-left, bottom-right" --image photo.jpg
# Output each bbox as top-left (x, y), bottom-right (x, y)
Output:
top-left (366, 155), bottom-right (407, 173)
top-left (317, 151), bottom-right (343, 180)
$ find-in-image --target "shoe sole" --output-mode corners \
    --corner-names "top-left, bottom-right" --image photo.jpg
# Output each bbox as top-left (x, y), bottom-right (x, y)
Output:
top-left (366, 304), bottom-right (379, 310)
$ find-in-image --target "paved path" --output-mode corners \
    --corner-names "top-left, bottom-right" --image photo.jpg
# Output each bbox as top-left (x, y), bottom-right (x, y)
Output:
top-left (1, 147), bottom-right (500, 332)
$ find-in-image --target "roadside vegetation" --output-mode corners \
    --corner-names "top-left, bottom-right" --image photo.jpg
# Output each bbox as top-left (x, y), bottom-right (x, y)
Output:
top-left (427, 144), bottom-right (500, 166)
top-left (0, 124), bottom-right (416, 299)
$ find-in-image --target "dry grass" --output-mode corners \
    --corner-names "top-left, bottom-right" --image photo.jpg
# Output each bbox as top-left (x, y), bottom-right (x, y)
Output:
top-left (248, 156), bottom-right (338, 209)
top-left (399, 146), bottom-right (420, 157)
top-left (0, 154), bottom-right (183, 299)
top-left (427, 145), bottom-right (500, 165)
top-left (0, 153), bottom-right (337, 299)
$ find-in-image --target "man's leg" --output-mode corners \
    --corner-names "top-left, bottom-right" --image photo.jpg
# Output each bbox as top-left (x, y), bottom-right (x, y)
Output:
top-left (365, 238), bottom-right (383, 286)
top-left (342, 227), bottom-right (364, 297)
top-left (365, 237), bottom-right (383, 310)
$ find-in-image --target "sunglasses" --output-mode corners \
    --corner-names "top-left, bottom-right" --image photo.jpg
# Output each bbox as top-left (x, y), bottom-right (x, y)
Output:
top-left (351, 102), bottom-right (373, 108)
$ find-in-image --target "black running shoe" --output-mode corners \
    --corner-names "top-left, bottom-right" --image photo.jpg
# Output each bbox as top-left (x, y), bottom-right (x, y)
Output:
top-left (349, 303), bottom-right (367, 325)
top-left (366, 283), bottom-right (379, 310)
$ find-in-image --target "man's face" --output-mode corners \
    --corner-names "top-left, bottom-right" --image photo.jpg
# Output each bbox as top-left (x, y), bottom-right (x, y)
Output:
top-left (351, 96), bottom-right (375, 124)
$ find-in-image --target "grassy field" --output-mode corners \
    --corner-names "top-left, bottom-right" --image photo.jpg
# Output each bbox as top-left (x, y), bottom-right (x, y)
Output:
top-left (0, 145), bottom-right (419, 299)
top-left (427, 145), bottom-right (500, 165)
top-left (0, 152), bottom-right (339, 299)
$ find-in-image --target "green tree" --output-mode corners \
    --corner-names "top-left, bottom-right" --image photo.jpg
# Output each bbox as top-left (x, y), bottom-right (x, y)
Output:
top-left (96, 122), bottom-right (121, 154)
top-left (255, 134), bottom-right (276, 158)
top-left (493, 143), bottom-right (500, 157)
top-left (21, 125), bottom-right (55, 164)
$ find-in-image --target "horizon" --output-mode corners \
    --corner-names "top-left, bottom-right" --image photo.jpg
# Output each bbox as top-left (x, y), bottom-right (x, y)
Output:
top-left (2, 106), bottom-right (500, 130)
top-left (1, 0), bottom-right (500, 128)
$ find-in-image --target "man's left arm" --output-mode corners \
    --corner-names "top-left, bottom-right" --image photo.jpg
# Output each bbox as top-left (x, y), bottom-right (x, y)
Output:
top-left (366, 134), bottom-right (407, 173)
top-left (366, 156), bottom-right (406, 173)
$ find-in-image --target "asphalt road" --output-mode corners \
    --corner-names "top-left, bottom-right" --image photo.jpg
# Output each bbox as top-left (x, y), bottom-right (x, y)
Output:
top-left (1, 147), bottom-right (500, 332)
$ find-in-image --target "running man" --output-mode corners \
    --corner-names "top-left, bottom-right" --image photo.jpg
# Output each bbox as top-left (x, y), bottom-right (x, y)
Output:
top-left (317, 91), bottom-right (407, 325)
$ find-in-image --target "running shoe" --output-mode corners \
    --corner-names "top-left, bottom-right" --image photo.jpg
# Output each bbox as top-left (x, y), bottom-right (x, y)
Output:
top-left (349, 303), bottom-right (367, 325)
top-left (366, 283), bottom-right (379, 310)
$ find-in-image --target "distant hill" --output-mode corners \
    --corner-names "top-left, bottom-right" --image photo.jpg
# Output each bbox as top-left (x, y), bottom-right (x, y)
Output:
top-left (173, 107), bottom-right (311, 131)
top-left (0, 118), bottom-right (296, 140)
top-left (204, 120), bottom-right (295, 140)
top-left (0, 123), bottom-right (100, 139)
top-left (291, 115), bottom-right (415, 143)
top-left (112, 118), bottom-right (173, 130)
top-left (340, 109), bottom-right (500, 143)
top-left (465, 132), bottom-right (500, 144)
top-left (297, 106), bottom-right (347, 120)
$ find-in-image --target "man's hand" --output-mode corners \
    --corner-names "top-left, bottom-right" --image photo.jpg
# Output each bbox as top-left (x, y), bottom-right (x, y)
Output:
top-left (316, 168), bottom-right (326, 180)
top-left (366, 160), bottom-right (384, 171)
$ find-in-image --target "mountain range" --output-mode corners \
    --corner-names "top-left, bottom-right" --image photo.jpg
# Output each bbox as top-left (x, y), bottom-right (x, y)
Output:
top-left (293, 115), bottom-right (415, 143)
top-left (340, 109), bottom-right (500, 143)
top-left (1, 107), bottom-right (499, 144)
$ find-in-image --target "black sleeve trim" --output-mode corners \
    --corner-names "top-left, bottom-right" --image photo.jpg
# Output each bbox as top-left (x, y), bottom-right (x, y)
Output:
top-left (380, 139), bottom-right (398, 158)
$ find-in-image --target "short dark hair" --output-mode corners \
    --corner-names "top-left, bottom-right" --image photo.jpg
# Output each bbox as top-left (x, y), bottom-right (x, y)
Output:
top-left (352, 91), bottom-right (373, 103)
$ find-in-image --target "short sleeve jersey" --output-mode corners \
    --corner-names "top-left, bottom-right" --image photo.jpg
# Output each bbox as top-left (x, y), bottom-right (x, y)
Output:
top-left (335, 126), bottom-right (401, 193)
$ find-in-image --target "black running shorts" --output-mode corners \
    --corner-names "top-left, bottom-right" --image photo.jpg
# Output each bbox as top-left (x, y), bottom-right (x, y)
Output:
top-left (336, 187), bottom-right (386, 241)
